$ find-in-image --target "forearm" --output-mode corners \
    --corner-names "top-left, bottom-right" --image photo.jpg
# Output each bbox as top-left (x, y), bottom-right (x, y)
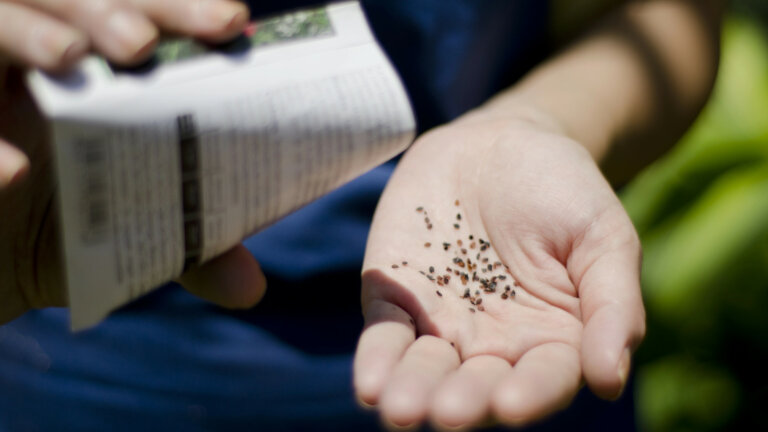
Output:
top-left (478, 0), bottom-right (723, 184)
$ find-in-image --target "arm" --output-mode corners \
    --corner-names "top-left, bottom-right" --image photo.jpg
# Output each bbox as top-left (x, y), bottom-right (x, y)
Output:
top-left (483, 0), bottom-right (723, 183)
top-left (354, 0), bottom-right (723, 428)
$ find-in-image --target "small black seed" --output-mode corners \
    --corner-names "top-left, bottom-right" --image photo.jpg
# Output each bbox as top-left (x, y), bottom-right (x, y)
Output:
top-left (456, 213), bottom-right (462, 221)
top-left (429, 266), bottom-right (435, 273)
top-left (391, 264), bottom-right (399, 269)
top-left (436, 290), bottom-right (443, 297)
top-left (453, 223), bottom-right (460, 229)
top-left (416, 206), bottom-right (424, 212)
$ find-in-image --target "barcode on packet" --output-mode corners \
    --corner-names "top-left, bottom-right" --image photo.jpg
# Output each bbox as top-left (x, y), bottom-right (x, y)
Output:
top-left (75, 138), bottom-right (110, 244)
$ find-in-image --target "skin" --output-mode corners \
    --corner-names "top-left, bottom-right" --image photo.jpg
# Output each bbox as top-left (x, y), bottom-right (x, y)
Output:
top-left (0, 0), bottom-right (723, 429)
top-left (354, 0), bottom-right (723, 428)
top-left (0, 0), bottom-right (266, 323)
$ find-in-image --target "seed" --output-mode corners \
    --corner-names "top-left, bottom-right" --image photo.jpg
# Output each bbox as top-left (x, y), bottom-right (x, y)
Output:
top-left (482, 257), bottom-right (489, 263)
top-left (455, 200), bottom-right (460, 206)
top-left (469, 308), bottom-right (475, 313)
top-left (487, 264), bottom-right (493, 271)
top-left (391, 264), bottom-right (399, 269)
top-left (453, 223), bottom-right (460, 230)
top-left (498, 275), bottom-right (506, 280)
top-left (463, 289), bottom-right (470, 298)
top-left (501, 293), bottom-right (508, 300)
top-left (457, 239), bottom-right (463, 247)
top-left (505, 285), bottom-right (511, 291)
top-left (443, 242), bottom-right (451, 251)
top-left (446, 267), bottom-right (452, 272)
top-left (425, 217), bottom-right (430, 223)
top-left (454, 270), bottom-right (460, 276)
top-left (475, 298), bottom-right (483, 305)
top-left (416, 206), bottom-right (423, 212)
top-left (402, 261), bottom-right (408, 266)
top-left (427, 275), bottom-right (435, 281)
top-left (424, 242), bottom-right (431, 248)
top-left (437, 279), bottom-right (444, 286)
top-left (419, 270), bottom-right (426, 275)
top-left (477, 305), bottom-right (485, 312)
top-left (429, 266), bottom-right (435, 273)
top-left (476, 253), bottom-right (481, 260)
top-left (456, 213), bottom-right (462, 221)
top-left (450, 342), bottom-right (455, 347)
top-left (513, 281), bottom-right (520, 287)
top-left (475, 290), bottom-right (480, 296)
top-left (480, 244), bottom-right (488, 251)
top-left (469, 235), bottom-right (474, 240)
top-left (436, 290), bottom-right (443, 297)
top-left (511, 289), bottom-right (516, 297)
top-left (427, 224), bottom-right (433, 230)
top-left (493, 261), bottom-right (502, 269)
top-left (470, 242), bottom-right (476, 249)
top-left (444, 275), bottom-right (451, 283)
top-left (461, 248), bottom-right (467, 255)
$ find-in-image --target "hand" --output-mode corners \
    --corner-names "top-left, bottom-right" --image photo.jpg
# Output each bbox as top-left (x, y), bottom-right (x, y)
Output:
top-left (353, 109), bottom-right (646, 428)
top-left (0, 0), bottom-right (266, 324)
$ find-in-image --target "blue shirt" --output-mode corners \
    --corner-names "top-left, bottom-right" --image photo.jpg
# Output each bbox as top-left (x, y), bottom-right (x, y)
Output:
top-left (0, 2), bottom-right (635, 431)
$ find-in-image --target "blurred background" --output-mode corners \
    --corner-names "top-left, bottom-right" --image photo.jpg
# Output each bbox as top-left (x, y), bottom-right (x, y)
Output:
top-left (621, 1), bottom-right (768, 430)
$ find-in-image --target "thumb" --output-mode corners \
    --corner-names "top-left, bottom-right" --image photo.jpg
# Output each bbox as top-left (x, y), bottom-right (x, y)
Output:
top-left (178, 244), bottom-right (267, 309)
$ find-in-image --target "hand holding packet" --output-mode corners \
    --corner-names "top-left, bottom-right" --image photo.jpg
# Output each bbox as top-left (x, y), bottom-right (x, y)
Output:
top-left (27, 2), bottom-right (415, 330)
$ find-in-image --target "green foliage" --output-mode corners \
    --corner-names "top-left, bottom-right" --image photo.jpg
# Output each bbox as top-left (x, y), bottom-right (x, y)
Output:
top-left (621, 17), bottom-right (768, 431)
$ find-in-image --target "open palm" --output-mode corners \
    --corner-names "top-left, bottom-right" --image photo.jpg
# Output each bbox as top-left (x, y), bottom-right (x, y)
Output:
top-left (354, 114), bottom-right (646, 428)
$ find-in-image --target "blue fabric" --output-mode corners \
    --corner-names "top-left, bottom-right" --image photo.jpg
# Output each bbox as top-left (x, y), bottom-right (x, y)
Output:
top-left (0, 1), bottom-right (637, 431)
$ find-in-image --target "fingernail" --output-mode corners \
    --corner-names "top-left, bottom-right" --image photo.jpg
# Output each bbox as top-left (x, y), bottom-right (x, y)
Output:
top-left (197, 0), bottom-right (249, 30)
top-left (616, 348), bottom-right (631, 395)
top-left (107, 11), bottom-right (158, 56)
top-left (34, 27), bottom-right (87, 70)
top-left (59, 35), bottom-right (89, 67)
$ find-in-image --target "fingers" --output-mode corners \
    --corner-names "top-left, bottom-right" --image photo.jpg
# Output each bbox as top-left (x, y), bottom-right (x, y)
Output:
top-left (492, 342), bottom-right (582, 425)
top-left (3, 0), bottom-right (250, 69)
top-left (0, 137), bottom-right (30, 188)
top-left (177, 244), bottom-right (267, 309)
top-left (576, 230), bottom-right (645, 399)
top-left (12, 0), bottom-right (158, 65)
top-left (353, 299), bottom-right (415, 406)
top-left (431, 355), bottom-right (510, 428)
top-left (378, 335), bottom-right (460, 427)
top-left (125, 0), bottom-right (249, 42)
top-left (0, 3), bottom-right (89, 70)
